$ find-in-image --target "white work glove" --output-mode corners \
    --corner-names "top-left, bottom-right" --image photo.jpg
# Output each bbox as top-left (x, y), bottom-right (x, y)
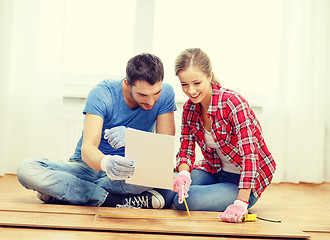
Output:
top-left (101, 155), bottom-right (135, 180)
top-left (218, 199), bottom-right (249, 223)
top-left (104, 126), bottom-right (126, 149)
top-left (173, 170), bottom-right (191, 204)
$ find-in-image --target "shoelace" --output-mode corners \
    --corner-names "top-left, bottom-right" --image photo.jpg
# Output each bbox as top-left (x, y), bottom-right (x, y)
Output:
top-left (121, 195), bottom-right (149, 208)
top-left (115, 203), bottom-right (140, 209)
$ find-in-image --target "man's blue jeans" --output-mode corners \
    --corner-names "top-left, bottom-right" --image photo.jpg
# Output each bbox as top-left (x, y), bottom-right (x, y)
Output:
top-left (173, 169), bottom-right (258, 211)
top-left (17, 158), bottom-right (175, 207)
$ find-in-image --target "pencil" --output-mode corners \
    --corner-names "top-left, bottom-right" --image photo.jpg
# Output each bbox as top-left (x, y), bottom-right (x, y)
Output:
top-left (183, 195), bottom-right (191, 219)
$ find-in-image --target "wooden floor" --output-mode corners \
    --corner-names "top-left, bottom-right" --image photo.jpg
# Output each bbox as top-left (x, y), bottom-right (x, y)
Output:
top-left (0, 174), bottom-right (329, 239)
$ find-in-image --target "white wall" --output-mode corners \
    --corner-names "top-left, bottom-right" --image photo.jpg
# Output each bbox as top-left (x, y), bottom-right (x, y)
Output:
top-left (0, 0), bottom-right (329, 182)
top-left (0, 0), bottom-right (13, 174)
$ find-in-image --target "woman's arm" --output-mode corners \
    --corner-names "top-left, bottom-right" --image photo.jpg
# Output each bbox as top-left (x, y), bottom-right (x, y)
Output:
top-left (227, 96), bottom-right (259, 194)
top-left (178, 163), bottom-right (190, 172)
top-left (237, 188), bottom-right (252, 203)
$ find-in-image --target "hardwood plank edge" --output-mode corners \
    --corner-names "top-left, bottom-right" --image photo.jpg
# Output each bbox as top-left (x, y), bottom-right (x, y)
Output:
top-left (0, 208), bottom-right (95, 216)
top-left (304, 230), bottom-right (330, 233)
top-left (0, 222), bottom-right (310, 239)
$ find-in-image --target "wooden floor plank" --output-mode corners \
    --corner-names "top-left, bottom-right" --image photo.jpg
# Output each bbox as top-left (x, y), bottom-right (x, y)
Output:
top-left (0, 210), bottom-right (309, 238)
top-left (251, 183), bottom-right (330, 233)
top-left (1, 226), bottom-right (312, 240)
top-left (1, 174), bottom-right (330, 239)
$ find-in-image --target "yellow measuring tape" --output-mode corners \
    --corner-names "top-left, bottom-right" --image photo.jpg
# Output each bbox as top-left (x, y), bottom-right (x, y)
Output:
top-left (98, 213), bottom-right (257, 222)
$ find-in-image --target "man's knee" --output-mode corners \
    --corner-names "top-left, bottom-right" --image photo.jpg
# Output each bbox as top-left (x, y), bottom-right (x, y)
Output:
top-left (17, 158), bottom-right (45, 187)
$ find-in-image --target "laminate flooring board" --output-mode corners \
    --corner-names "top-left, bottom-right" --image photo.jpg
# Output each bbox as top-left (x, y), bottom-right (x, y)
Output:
top-left (251, 183), bottom-right (330, 233)
top-left (0, 209), bottom-right (309, 238)
top-left (0, 201), bottom-right (309, 238)
top-left (1, 174), bottom-right (329, 240)
top-left (0, 227), bottom-right (317, 240)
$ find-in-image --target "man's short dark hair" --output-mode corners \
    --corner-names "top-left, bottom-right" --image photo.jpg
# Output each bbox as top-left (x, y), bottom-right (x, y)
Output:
top-left (126, 53), bottom-right (164, 86)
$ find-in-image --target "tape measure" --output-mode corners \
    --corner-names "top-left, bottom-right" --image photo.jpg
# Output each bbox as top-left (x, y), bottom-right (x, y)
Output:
top-left (98, 213), bottom-right (257, 222)
top-left (243, 213), bottom-right (257, 222)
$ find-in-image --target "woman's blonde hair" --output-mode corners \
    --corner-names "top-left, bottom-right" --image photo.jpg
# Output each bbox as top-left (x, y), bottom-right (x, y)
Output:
top-left (175, 48), bottom-right (220, 85)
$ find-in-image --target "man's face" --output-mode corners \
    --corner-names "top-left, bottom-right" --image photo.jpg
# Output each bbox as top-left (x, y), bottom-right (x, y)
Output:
top-left (129, 80), bottom-right (162, 110)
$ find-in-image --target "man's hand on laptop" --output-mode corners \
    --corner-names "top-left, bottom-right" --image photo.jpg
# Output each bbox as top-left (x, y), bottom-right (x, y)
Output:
top-left (104, 126), bottom-right (126, 149)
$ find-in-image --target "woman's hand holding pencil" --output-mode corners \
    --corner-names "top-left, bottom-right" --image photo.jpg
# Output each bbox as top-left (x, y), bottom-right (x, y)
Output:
top-left (173, 170), bottom-right (191, 204)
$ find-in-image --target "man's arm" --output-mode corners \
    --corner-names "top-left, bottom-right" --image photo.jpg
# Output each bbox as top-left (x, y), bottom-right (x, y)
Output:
top-left (155, 111), bottom-right (175, 136)
top-left (81, 113), bottom-right (105, 170)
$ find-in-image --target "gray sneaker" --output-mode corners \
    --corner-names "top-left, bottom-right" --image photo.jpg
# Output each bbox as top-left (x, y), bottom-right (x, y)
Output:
top-left (118, 190), bottom-right (165, 209)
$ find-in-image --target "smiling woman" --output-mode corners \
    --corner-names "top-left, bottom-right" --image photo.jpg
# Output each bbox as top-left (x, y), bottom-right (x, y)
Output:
top-left (171, 48), bottom-right (276, 222)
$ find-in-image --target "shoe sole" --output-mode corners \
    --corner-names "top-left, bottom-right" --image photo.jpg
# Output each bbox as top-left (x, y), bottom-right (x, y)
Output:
top-left (147, 190), bottom-right (165, 209)
top-left (37, 192), bottom-right (51, 202)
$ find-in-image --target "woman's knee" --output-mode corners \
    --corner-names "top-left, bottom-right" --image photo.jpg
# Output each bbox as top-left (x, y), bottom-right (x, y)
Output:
top-left (172, 194), bottom-right (186, 210)
top-left (191, 169), bottom-right (216, 185)
top-left (173, 183), bottom-right (239, 212)
top-left (172, 189), bottom-right (207, 211)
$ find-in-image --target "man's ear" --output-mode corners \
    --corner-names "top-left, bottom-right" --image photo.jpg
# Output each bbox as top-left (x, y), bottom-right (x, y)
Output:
top-left (124, 79), bottom-right (131, 89)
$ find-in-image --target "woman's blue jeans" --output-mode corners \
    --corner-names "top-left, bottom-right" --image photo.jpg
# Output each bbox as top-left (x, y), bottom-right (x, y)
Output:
top-left (173, 169), bottom-right (258, 212)
top-left (17, 158), bottom-right (175, 207)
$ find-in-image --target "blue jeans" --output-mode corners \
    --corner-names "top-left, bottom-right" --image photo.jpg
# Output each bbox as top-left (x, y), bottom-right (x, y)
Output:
top-left (173, 169), bottom-right (258, 212)
top-left (17, 158), bottom-right (175, 207)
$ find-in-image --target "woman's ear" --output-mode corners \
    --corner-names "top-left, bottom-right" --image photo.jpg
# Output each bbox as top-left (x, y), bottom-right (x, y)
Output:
top-left (209, 72), bottom-right (214, 81)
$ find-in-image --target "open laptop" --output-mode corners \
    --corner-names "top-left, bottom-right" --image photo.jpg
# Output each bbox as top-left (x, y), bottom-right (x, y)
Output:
top-left (125, 128), bottom-right (175, 190)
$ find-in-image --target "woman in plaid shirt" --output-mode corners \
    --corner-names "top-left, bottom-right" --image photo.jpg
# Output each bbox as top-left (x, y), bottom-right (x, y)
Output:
top-left (172, 48), bottom-right (276, 223)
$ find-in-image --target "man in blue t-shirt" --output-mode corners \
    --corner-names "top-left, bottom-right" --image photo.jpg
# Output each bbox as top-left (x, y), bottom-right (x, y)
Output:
top-left (17, 53), bottom-right (177, 209)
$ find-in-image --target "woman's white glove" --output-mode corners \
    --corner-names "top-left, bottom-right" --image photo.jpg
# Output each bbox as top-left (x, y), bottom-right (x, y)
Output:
top-left (218, 200), bottom-right (249, 223)
top-left (104, 126), bottom-right (126, 149)
top-left (101, 155), bottom-right (135, 180)
top-left (173, 170), bottom-right (191, 204)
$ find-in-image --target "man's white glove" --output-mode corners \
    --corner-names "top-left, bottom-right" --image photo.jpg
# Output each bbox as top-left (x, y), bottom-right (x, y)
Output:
top-left (101, 155), bottom-right (135, 180)
top-left (104, 126), bottom-right (126, 149)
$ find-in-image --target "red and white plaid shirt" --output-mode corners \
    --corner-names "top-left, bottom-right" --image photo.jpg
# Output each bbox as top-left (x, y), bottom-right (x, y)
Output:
top-left (176, 83), bottom-right (276, 199)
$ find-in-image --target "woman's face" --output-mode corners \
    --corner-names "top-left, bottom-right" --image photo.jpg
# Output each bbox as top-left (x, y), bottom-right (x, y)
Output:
top-left (178, 66), bottom-right (212, 104)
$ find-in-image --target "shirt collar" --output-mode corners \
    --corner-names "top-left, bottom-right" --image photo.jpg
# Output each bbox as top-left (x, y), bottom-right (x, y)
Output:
top-left (207, 83), bottom-right (221, 116)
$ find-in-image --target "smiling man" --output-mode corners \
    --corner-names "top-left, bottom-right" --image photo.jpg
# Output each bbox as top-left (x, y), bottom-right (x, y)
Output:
top-left (17, 53), bottom-right (177, 209)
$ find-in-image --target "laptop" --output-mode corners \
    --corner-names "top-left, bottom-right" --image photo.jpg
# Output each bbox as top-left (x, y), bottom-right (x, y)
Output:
top-left (125, 128), bottom-right (175, 190)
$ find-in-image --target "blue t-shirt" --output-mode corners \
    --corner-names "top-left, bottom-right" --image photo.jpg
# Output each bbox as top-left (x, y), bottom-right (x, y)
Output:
top-left (70, 79), bottom-right (176, 159)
